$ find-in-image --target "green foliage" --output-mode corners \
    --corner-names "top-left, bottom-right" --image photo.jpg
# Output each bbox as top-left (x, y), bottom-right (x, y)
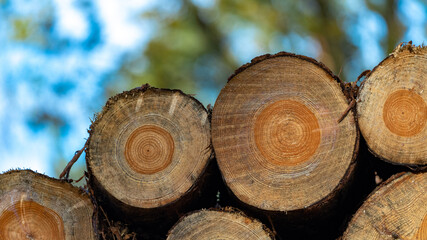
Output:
top-left (118, 0), bottom-right (407, 98)
top-left (119, 0), bottom-right (238, 96)
top-left (12, 18), bottom-right (31, 40)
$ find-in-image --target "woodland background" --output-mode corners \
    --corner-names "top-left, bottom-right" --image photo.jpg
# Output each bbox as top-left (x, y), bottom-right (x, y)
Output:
top-left (0, 0), bottom-right (426, 182)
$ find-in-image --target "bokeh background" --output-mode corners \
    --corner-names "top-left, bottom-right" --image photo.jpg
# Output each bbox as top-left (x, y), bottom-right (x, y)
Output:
top-left (0, 0), bottom-right (426, 180)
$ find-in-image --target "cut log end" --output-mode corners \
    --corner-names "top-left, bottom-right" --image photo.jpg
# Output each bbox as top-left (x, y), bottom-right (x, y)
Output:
top-left (343, 172), bottom-right (427, 240)
top-left (212, 53), bottom-right (358, 212)
top-left (0, 170), bottom-right (96, 240)
top-left (358, 45), bottom-right (427, 166)
top-left (167, 208), bottom-right (275, 240)
top-left (87, 87), bottom-right (212, 209)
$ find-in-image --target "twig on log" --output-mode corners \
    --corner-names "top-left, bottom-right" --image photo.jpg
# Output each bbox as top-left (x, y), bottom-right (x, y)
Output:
top-left (337, 69), bottom-right (371, 123)
top-left (355, 70), bottom-right (371, 91)
top-left (337, 99), bottom-right (356, 123)
top-left (59, 140), bottom-right (88, 180)
top-left (75, 173), bottom-right (86, 183)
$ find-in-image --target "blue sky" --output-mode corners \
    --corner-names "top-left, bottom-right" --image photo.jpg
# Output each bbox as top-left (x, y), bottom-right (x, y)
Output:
top-left (0, 0), bottom-right (155, 176)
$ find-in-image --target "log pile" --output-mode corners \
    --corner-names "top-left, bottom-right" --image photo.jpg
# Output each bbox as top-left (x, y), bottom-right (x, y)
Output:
top-left (0, 42), bottom-right (425, 240)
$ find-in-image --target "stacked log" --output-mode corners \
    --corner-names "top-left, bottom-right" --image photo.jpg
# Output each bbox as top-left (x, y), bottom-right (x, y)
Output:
top-left (0, 170), bottom-right (96, 240)
top-left (357, 44), bottom-right (427, 167)
top-left (167, 208), bottom-right (274, 239)
top-left (85, 87), bottom-right (216, 236)
top-left (211, 52), bottom-right (359, 238)
top-left (343, 171), bottom-right (427, 239)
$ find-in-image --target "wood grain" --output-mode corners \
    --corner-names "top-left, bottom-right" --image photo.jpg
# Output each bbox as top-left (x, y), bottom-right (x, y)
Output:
top-left (343, 172), bottom-right (427, 240)
top-left (0, 170), bottom-right (95, 240)
top-left (167, 208), bottom-right (274, 240)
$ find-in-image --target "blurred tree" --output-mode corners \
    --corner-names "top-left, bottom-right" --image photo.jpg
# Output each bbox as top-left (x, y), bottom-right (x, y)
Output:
top-left (116, 0), bottom-right (239, 102)
top-left (116, 0), bottom-right (415, 103)
top-left (0, 0), bottom-right (425, 178)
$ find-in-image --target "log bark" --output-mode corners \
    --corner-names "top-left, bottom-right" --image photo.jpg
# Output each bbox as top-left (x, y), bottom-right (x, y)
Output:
top-left (0, 170), bottom-right (96, 240)
top-left (86, 86), bottom-right (214, 235)
top-left (343, 171), bottom-right (427, 240)
top-left (211, 52), bottom-right (359, 238)
top-left (167, 208), bottom-right (275, 239)
top-left (357, 44), bottom-right (427, 166)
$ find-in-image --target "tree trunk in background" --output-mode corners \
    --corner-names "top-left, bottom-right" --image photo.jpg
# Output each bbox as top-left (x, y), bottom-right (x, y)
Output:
top-left (0, 170), bottom-right (96, 240)
top-left (167, 208), bottom-right (275, 240)
top-left (343, 172), bottom-right (427, 240)
top-left (86, 87), bottom-right (215, 236)
top-left (211, 52), bottom-right (359, 239)
top-left (357, 44), bottom-right (427, 166)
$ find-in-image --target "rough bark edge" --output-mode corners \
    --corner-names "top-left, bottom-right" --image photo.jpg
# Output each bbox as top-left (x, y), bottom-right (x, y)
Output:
top-left (227, 51), bottom-right (349, 99)
top-left (1, 169), bottom-right (91, 202)
top-left (167, 206), bottom-right (276, 240)
top-left (359, 42), bottom-right (427, 91)
top-left (221, 52), bottom-right (360, 217)
top-left (341, 171), bottom-right (411, 239)
top-left (357, 43), bottom-right (427, 169)
top-left (0, 169), bottom-right (98, 239)
top-left (88, 86), bottom-right (208, 136)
